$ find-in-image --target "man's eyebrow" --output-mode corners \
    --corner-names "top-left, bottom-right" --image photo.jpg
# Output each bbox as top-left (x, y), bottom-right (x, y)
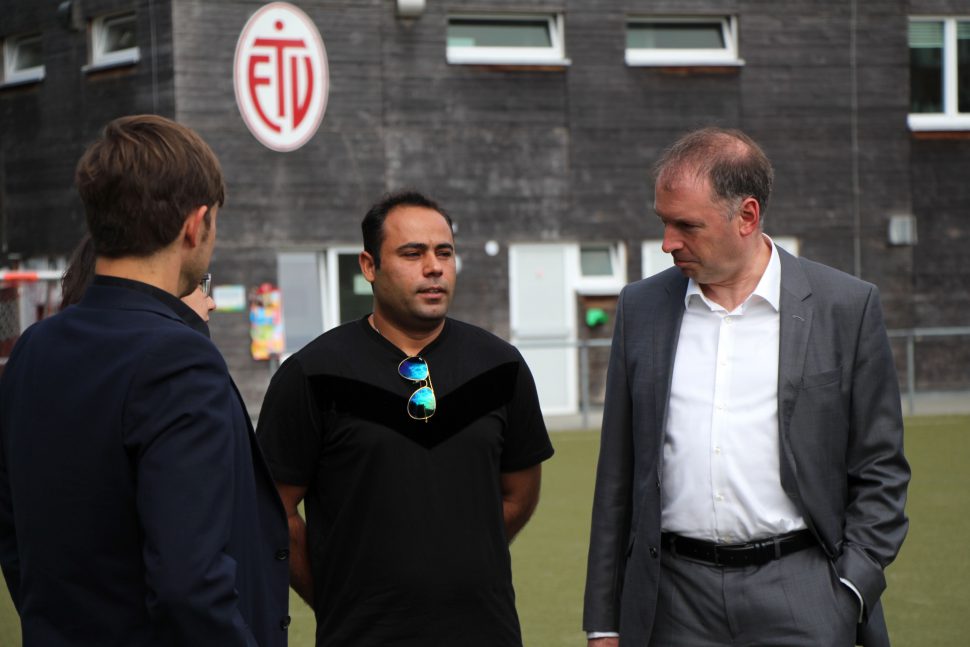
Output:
top-left (395, 242), bottom-right (455, 253)
top-left (396, 242), bottom-right (429, 252)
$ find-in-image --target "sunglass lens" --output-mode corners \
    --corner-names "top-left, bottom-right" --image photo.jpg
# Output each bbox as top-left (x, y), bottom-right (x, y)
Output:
top-left (398, 357), bottom-right (429, 381)
top-left (408, 386), bottom-right (436, 420)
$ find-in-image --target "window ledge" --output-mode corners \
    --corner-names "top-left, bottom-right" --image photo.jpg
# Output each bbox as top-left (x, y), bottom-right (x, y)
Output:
top-left (0, 71), bottom-right (45, 89)
top-left (626, 54), bottom-right (745, 68)
top-left (908, 114), bottom-right (970, 132)
top-left (447, 54), bottom-right (571, 67)
top-left (576, 281), bottom-right (626, 296)
top-left (82, 49), bottom-right (141, 74)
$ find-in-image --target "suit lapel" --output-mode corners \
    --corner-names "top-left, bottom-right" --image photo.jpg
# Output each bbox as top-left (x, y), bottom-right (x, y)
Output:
top-left (778, 248), bottom-right (814, 413)
top-left (232, 378), bottom-right (287, 519)
top-left (777, 248), bottom-right (813, 494)
top-left (655, 272), bottom-right (688, 466)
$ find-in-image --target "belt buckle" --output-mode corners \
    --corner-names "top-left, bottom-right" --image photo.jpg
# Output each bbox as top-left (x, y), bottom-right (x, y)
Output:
top-left (712, 544), bottom-right (722, 566)
top-left (750, 536), bottom-right (782, 564)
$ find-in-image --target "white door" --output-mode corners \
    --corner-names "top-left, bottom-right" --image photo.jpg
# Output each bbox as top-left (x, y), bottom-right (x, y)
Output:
top-left (509, 244), bottom-right (577, 414)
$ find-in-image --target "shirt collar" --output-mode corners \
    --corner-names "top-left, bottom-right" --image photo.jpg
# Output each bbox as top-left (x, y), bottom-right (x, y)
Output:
top-left (684, 235), bottom-right (781, 313)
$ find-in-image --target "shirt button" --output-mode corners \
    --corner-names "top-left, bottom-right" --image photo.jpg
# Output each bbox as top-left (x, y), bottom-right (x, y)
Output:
top-left (649, 546), bottom-right (658, 558)
top-left (714, 447), bottom-right (721, 455)
top-left (280, 615), bottom-right (291, 630)
top-left (275, 549), bottom-right (290, 561)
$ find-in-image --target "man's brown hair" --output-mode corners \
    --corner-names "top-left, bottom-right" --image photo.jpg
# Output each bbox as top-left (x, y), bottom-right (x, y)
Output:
top-left (75, 114), bottom-right (225, 258)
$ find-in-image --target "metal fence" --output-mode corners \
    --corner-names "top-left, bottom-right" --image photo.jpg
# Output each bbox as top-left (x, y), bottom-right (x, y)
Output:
top-left (517, 326), bottom-right (970, 428)
top-left (888, 326), bottom-right (970, 415)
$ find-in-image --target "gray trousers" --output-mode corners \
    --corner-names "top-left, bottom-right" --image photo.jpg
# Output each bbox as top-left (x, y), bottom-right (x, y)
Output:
top-left (648, 545), bottom-right (858, 647)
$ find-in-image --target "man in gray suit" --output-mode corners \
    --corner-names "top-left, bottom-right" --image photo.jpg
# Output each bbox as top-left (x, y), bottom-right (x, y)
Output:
top-left (583, 127), bottom-right (909, 646)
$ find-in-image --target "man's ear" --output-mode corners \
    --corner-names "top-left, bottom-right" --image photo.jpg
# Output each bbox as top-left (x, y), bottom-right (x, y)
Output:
top-left (737, 197), bottom-right (761, 237)
top-left (183, 206), bottom-right (209, 248)
top-left (359, 251), bottom-right (377, 283)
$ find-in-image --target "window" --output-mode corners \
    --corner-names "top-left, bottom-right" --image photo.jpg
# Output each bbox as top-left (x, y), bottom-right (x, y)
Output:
top-left (2, 33), bottom-right (44, 85)
top-left (277, 248), bottom-right (373, 357)
top-left (580, 246), bottom-right (615, 277)
top-left (625, 16), bottom-right (742, 66)
top-left (908, 18), bottom-right (970, 130)
top-left (446, 14), bottom-right (569, 65)
top-left (277, 252), bottom-right (325, 356)
top-left (576, 243), bottom-right (626, 294)
top-left (328, 249), bottom-right (373, 327)
top-left (88, 12), bottom-right (139, 70)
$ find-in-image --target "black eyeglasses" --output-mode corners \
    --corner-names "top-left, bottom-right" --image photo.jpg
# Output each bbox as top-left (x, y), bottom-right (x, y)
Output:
top-left (398, 356), bottom-right (436, 421)
top-left (199, 273), bottom-right (212, 297)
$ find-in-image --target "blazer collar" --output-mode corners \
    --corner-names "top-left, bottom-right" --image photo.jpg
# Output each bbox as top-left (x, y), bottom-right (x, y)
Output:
top-left (777, 247), bottom-right (814, 418)
top-left (656, 269), bottom-right (689, 439)
top-left (83, 276), bottom-right (210, 337)
top-left (80, 279), bottom-right (188, 326)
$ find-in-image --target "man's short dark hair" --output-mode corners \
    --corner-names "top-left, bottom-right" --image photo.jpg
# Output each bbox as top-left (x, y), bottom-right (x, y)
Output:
top-left (75, 114), bottom-right (225, 258)
top-left (361, 190), bottom-right (453, 268)
top-left (654, 127), bottom-right (774, 221)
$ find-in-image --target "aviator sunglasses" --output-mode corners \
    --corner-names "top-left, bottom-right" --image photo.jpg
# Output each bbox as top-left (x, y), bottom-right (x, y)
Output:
top-left (398, 356), bottom-right (436, 421)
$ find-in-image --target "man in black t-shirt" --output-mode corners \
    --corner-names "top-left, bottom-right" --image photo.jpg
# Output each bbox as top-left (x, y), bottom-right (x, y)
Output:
top-left (257, 190), bottom-right (554, 647)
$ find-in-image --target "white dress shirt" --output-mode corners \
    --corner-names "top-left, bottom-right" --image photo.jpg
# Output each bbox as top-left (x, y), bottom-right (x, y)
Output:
top-left (661, 239), bottom-right (806, 542)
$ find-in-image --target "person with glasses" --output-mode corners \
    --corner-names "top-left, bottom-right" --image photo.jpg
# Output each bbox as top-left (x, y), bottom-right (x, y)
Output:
top-left (0, 115), bottom-right (289, 647)
top-left (257, 190), bottom-right (554, 647)
top-left (60, 234), bottom-right (216, 336)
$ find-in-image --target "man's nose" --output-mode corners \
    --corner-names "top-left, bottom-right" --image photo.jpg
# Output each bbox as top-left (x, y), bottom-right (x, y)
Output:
top-left (424, 253), bottom-right (443, 275)
top-left (661, 227), bottom-right (681, 254)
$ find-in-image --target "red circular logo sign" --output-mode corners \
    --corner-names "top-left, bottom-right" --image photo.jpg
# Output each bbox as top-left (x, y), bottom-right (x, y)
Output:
top-left (234, 2), bottom-right (329, 152)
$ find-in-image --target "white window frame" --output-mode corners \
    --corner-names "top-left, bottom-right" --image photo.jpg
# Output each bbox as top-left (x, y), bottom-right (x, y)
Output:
top-left (575, 242), bottom-right (627, 295)
top-left (323, 246), bottom-right (372, 331)
top-left (2, 33), bottom-right (45, 86)
top-left (87, 12), bottom-right (140, 71)
top-left (908, 17), bottom-right (970, 131)
top-left (625, 15), bottom-right (743, 67)
top-left (446, 13), bottom-right (570, 66)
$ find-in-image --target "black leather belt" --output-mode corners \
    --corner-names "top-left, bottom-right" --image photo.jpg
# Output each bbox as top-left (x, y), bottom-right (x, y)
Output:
top-left (661, 529), bottom-right (815, 567)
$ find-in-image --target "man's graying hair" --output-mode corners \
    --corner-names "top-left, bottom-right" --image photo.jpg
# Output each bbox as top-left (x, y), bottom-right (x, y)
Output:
top-left (654, 127), bottom-right (774, 222)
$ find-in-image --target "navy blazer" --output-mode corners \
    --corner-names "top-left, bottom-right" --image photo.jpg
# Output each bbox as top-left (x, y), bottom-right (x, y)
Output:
top-left (583, 248), bottom-right (909, 646)
top-left (0, 280), bottom-right (290, 646)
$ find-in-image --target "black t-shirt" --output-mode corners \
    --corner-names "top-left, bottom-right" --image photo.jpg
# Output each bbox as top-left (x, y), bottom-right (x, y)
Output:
top-left (257, 317), bottom-right (554, 647)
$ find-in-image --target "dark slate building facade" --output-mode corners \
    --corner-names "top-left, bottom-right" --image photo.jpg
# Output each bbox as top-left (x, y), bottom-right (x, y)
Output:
top-left (2, 0), bottom-right (968, 415)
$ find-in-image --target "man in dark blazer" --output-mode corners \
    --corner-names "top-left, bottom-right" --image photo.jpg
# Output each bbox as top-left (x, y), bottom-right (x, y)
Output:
top-left (0, 115), bottom-right (289, 646)
top-left (584, 128), bottom-right (909, 646)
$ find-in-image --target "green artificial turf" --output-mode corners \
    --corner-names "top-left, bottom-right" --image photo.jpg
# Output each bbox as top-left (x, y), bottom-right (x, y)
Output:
top-left (1, 416), bottom-right (968, 646)
top-left (880, 415), bottom-right (970, 647)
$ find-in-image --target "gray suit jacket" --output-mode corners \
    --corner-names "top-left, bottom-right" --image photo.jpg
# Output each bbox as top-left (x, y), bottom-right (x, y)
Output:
top-left (583, 247), bottom-right (909, 646)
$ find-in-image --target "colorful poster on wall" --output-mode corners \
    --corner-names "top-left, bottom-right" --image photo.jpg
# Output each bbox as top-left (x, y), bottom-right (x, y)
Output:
top-left (250, 283), bottom-right (285, 360)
